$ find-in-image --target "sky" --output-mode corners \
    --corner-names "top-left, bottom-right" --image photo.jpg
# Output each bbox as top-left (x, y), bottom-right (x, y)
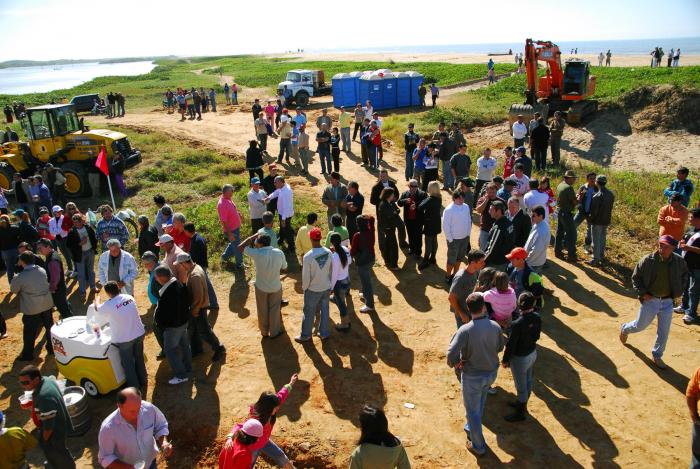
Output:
top-left (1, 0), bottom-right (698, 61)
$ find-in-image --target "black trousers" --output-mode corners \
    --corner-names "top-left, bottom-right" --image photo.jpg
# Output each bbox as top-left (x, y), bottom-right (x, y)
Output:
top-left (189, 312), bottom-right (221, 355)
top-left (52, 289), bottom-right (73, 319)
top-left (278, 216), bottom-right (295, 253)
top-left (332, 148), bottom-right (340, 172)
top-left (353, 122), bottom-right (362, 140)
top-left (533, 146), bottom-right (548, 170)
top-left (381, 228), bottom-right (399, 268)
top-left (22, 310), bottom-right (54, 358)
top-left (38, 432), bottom-right (75, 469)
top-left (405, 219), bottom-right (423, 256)
top-left (248, 168), bottom-right (264, 181)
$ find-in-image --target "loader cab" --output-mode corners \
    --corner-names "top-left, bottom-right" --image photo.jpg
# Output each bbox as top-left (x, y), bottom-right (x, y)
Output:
top-left (21, 104), bottom-right (81, 160)
top-left (562, 60), bottom-right (590, 97)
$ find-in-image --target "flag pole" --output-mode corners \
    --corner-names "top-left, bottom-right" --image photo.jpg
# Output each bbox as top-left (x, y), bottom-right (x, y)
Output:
top-left (106, 173), bottom-right (117, 211)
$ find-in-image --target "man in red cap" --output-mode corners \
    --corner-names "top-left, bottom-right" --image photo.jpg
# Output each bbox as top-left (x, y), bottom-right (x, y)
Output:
top-left (296, 227), bottom-right (332, 343)
top-left (620, 235), bottom-right (689, 369)
top-left (506, 247), bottom-right (544, 310)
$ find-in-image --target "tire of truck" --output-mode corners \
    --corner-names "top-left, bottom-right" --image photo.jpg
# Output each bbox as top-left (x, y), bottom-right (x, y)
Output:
top-left (0, 163), bottom-right (15, 191)
top-left (296, 91), bottom-right (309, 107)
top-left (61, 162), bottom-right (89, 198)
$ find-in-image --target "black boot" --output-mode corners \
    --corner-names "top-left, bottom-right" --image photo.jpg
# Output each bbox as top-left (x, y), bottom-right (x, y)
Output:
top-left (504, 401), bottom-right (526, 422)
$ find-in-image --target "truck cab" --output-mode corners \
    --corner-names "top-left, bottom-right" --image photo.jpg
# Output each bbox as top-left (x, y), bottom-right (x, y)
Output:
top-left (278, 69), bottom-right (331, 106)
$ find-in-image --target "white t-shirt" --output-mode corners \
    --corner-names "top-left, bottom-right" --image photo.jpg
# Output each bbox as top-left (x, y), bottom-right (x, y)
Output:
top-left (97, 294), bottom-right (145, 344)
top-left (508, 174), bottom-right (530, 197)
top-left (330, 247), bottom-right (352, 287)
top-left (512, 121), bottom-right (528, 139)
top-left (476, 157), bottom-right (497, 181)
top-left (523, 190), bottom-right (551, 219)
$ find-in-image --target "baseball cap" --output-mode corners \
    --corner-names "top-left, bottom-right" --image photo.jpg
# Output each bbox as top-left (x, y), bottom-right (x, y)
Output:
top-left (39, 207), bottom-right (49, 214)
top-left (505, 247), bottom-right (528, 261)
top-left (155, 234), bottom-right (174, 246)
top-left (516, 146), bottom-right (526, 153)
top-left (309, 227), bottom-right (322, 241)
top-left (659, 235), bottom-right (679, 247)
top-left (52, 205), bottom-right (63, 213)
top-left (12, 209), bottom-right (25, 217)
top-left (250, 177), bottom-right (260, 185)
top-left (241, 419), bottom-right (264, 438)
top-left (173, 253), bottom-right (192, 265)
top-left (268, 163), bottom-right (277, 170)
top-left (596, 175), bottom-right (607, 184)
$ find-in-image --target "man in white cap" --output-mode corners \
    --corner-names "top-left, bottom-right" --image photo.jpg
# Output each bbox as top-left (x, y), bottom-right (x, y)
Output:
top-left (98, 387), bottom-right (172, 469)
top-left (156, 233), bottom-right (184, 273)
top-left (97, 238), bottom-right (138, 295)
top-left (247, 177), bottom-right (268, 233)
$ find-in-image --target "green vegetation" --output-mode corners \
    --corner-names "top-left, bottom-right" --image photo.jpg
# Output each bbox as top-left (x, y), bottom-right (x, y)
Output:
top-left (89, 123), bottom-right (323, 270)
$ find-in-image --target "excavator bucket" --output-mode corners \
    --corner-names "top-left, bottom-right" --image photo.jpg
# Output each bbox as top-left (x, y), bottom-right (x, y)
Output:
top-left (507, 103), bottom-right (549, 134)
top-left (565, 100), bottom-right (598, 125)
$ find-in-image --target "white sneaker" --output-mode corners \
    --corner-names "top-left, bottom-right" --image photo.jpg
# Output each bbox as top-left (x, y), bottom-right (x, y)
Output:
top-left (673, 306), bottom-right (686, 314)
top-left (168, 377), bottom-right (189, 385)
top-left (359, 306), bottom-right (374, 313)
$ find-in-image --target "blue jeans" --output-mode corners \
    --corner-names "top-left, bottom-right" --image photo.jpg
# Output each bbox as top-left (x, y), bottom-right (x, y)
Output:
top-left (682, 269), bottom-right (700, 319)
top-left (113, 335), bottom-right (147, 388)
top-left (75, 250), bottom-right (96, 294)
top-left (333, 279), bottom-right (350, 318)
top-left (318, 148), bottom-right (331, 173)
top-left (461, 370), bottom-right (498, 453)
top-left (405, 150), bottom-right (414, 181)
top-left (441, 160), bottom-right (454, 189)
top-left (692, 423), bottom-right (700, 469)
top-left (554, 210), bottom-right (577, 256)
top-left (510, 350), bottom-right (537, 403)
top-left (341, 127), bottom-right (351, 152)
top-left (621, 297), bottom-right (673, 359)
top-left (251, 439), bottom-right (289, 467)
top-left (574, 210), bottom-right (592, 246)
top-left (203, 268), bottom-right (219, 308)
top-left (478, 229), bottom-right (490, 252)
top-left (301, 289), bottom-right (330, 339)
top-left (1, 248), bottom-right (18, 283)
top-left (368, 144), bottom-right (378, 168)
top-left (591, 224), bottom-right (607, 262)
top-left (163, 323), bottom-right (192, 379)
top-left (222, 228), bottom-right (243, 266)
top-left (189, 310), bottom-right (222, 355)
top-left (357, 263), bottom-right (374, 308)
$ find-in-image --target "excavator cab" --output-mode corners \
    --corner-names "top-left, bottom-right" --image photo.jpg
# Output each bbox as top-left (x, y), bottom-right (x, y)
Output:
top-left (562, 60), bottom-right (591, 97)
top-left (21, 104), bottom-right (81, 161)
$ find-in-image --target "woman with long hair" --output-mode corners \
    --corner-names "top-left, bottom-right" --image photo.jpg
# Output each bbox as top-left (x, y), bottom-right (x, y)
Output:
top-left (330, 232), bottom-right (352, 332)
top-left (483, 271), bottom-right (517, 329)
top-left (351, 214), bottom-right (376, 313)
top-left (418, 181), bottom-right (442, 270)
top-left (348, 404), bottom-right (411, 469)
top-left (221, 374), bottom-right (298, 469)
top-left (218, 419), bottom-right (264, 469)
top-left (377, 188), bottom-right (400, 270)
top-left (0, 214), bottom-right (21, 282)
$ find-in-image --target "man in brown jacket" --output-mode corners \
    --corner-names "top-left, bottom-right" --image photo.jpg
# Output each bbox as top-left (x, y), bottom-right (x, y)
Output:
top-left (174, 253), bottom-right (225, 362)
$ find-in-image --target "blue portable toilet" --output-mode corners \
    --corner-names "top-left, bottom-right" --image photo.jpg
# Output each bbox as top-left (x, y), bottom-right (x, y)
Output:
top-left (394, 72), bottom-right (411, 107)
top-left (359, 73), bottom-right (384, 110)
top-left (347, 72), bottom-right (364, 106)
top-left (406, 71), bottom-right (424, 106)
top-left (378, 71), bottom-right (397, 109)
top-left (332, 73), bottom-right (357, 108)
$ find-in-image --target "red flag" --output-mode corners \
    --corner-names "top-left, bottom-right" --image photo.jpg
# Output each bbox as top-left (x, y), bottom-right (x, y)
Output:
top-left (96, 144), bottom-right (109, 176)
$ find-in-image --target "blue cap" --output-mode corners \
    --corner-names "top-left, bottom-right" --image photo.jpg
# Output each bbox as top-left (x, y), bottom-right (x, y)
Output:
top-left (12, 209), bottom-right (25, 217)
top-left (250, 177), bottom-right (260, 185)
top-left (516, 146), bottom-right (526, 153)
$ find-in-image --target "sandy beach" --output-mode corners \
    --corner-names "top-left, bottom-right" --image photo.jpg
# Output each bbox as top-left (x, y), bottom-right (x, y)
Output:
top-left (279, 52), bottom-right (700, 66)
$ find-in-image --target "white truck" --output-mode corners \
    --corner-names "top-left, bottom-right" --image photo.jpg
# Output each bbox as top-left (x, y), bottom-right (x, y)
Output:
top-left (277, 69), bottom-right (332, 107)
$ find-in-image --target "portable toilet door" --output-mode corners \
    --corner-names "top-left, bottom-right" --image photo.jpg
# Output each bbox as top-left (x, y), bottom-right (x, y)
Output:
top-left (359, 73), bottom-right (384, 110)
top-left (348, 72), bottom-right (363, 106)
top-left (380, 72), bottom-right (397, 109)
top-left (394, 72), bottom-right (411, 107)
top-left (406, 71), bottom-right (424, 106)
top-left (332, 73), bottom-right (348, 108)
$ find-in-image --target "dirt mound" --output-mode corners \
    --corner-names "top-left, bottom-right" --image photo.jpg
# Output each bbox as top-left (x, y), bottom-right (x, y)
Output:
top-left (612, 84), bottom-right (700, 134)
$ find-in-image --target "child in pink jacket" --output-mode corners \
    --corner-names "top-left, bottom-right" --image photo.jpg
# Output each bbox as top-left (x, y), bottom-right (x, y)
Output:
top-left (483, 271), bottom-right (517, 329)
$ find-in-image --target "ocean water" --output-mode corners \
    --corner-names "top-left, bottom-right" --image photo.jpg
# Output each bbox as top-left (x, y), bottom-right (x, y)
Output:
top-left (312, 37), bottom-right (700, 56)
top-left (0, 61), bottom-right (156, 95)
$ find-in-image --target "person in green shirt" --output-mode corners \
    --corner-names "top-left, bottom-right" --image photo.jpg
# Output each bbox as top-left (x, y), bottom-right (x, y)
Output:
top-left (555, 170), bottom-right (578, 261)
top-left (257, 211), bottom-right (279, 248)
top-left (0, 410), bottom-right (37, 469)
top-left (349, 405), bottom-right (411, 469)
top-left (19, 365), bottom-right (75, 469)
top-left (325, 214), bottom-right (350, 248)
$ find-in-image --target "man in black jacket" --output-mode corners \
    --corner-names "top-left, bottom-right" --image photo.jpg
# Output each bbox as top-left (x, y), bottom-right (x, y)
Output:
top-left (137, 216), bottom-right (159, 258)
top-left (66, 214), bottom-right (98, 296)
top-left (261, 164), bottom-right (278, 214)
top-left (484, 201), bottom-right (515, 271)
top-left (154, 265), bottom-right (192, 385)
top-left (370, 170), bottom-right (407, 250)
top-left (36, 238), bottom-right (73, 319)
top-left (507, 198), bottom-right (532, 248)
top-left (530, 117), bottom-right (550, 171)
top-left (588, 175), bottom-right (615, 265)
top-left (397, 180), bottom-right (427, 257)
top-left (438, 133), bottom-right (458, 191)
top-left (183, 222), bottom-right (218, 310)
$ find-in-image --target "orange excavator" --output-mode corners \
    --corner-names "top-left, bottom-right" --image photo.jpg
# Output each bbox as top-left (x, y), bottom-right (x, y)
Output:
top-left (509, 38), bottom-right (597, 126)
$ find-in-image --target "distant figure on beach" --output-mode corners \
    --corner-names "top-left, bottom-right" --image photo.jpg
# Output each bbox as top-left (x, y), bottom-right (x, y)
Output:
top-left (606, 50), bottom-right (612, 66)
top-left (570, 49), bottom-right (574, 54)
top-left (487, 58), bottom-right (494, 71)
top-left (430, 83), bottom-right (439, 108)
top-left (673, 49), bottom-right (681, 67)
top-left (598, 52), bottom-right (604, 67)
top-left (574, 48), bottom-right (578, 54)
top-left (668, 49), bottom-right (674, 67)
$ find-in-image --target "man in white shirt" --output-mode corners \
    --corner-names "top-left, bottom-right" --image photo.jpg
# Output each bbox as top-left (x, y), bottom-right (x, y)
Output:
top-left (512, 115), bottom-right (528, 148)
top-left (49, 205), bottom-right (74, 277)
top-left (296, 227), bottom-right (332, 343)
top-left (507, 163), bottom-right (530, 204)
top-left (98, 387), bottom-right (172, 469)
top-left (95, 281), bottom-right (146, 389)
top-left (523, 206), bottom-right (550, 273)
top-left (442, 190), bottom-right (472, 284)
top-left (363, 100), bottom-right (374, 120)
top-left (523, 179), bottom-right (551, 220)
top-left (247, 177), bottom-right (267, 233)
top-left (98, 239), bottom-right (139, 295)
top-left (265, 176), bottom-right (295, 254)
top-left (475, 148), bottom-right (497, 197)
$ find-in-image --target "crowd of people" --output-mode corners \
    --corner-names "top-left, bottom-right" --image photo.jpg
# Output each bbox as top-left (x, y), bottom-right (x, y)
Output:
top-left (2, 87), bottom-right (700, 468)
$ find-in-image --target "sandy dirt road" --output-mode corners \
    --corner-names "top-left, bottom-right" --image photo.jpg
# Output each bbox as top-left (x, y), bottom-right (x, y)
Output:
top-left (0, 103), bottom-right (697, 468)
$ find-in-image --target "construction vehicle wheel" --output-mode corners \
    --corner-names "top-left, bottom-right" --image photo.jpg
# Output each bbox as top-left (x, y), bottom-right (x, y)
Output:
top-left (296, 92), bottom-right (309, 107)
top-left (0, 164), bottom-right (14, 191)
top-left (61, 163), bottom-right (88, 197)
